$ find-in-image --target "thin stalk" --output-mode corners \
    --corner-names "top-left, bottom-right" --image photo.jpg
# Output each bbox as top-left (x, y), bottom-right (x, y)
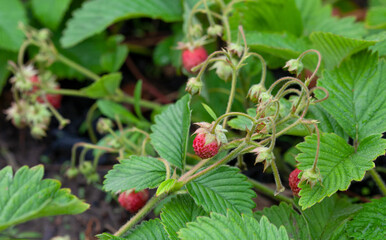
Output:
top-left (369, 169), bottom-right (386, 196)
top-left (179, 158), bottom-right (211, 182)
top-left (222, 70), bottom-right (238, 128)
top-left (86, 103), bottom-right (98, 144)
top-left (211, 111), bottom-right (256, 133)
top-left (56, 54), bottom-right (100, 81)
top-left (249, 52), bottom-right (267, 87)
top-left (312, 123), bottom-right (320, 171)
top-left (114, 193), bottom-right (167, 236)
top-left (247, 178), bottom-right (293, 205)
top-left (271, 158), bottom-right (285, 195)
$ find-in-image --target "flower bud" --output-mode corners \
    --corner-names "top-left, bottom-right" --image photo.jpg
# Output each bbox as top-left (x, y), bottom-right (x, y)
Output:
top-left (247, 84), bottom-right (265, 103)
top-left (228, 43), bottom-right (244, 57)
top-left (207, 24), bottom-right (223, 37)
top-left (97, 118), bottom-right (114, 134)
top-left (251, 147), bottom-right (274, 170)
top-left (284, 59), bottom-right (303, 75)
top-left (185, 77), bottom-right (203, 95)
top-left (190, 24), bottom-right (203, 38)
top-left (210, 57), bottom-right (236, 82)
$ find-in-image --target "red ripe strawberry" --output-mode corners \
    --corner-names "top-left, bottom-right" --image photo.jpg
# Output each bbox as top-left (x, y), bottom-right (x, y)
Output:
top-left (182, 47), bottom-right (208, 73)
top-left (192, 122), bottom-right (227, 159)
top-left (193, 133), bottom-right (219, 159)
top-left (289, 169), bottom-right (302, 197)
top-left (30, 75), bottom-right (62, 109)
top-left (118, 189), bottom-right (149, 213)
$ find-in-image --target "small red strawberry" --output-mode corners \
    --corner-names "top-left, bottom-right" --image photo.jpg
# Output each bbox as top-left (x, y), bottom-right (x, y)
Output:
top-left (182, 47), bottom-right (208, 73)
top-left (193, 133), bottom-right (219, 159)
top-left (193, 122), bottom-right (227, 159)
top-left (289, 168), bottom-right (302, 197)
top-left (118, 189), bottom-right (149, 213)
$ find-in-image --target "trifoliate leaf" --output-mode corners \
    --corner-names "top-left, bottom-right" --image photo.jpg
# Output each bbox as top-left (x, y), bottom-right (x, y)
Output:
top-left (296, 133), bottom-right (386, 209)
top-left (186, 166), bottom-right (256, 215)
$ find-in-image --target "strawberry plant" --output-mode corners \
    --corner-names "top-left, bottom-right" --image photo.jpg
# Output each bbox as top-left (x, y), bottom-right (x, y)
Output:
top-left (0, 0), bottom-right (385, 239)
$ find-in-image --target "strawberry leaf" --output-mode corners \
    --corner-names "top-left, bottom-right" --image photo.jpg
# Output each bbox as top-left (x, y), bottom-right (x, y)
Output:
top-left (296, 133), bottom-right (386, 209)
top-left (254, 203), bottom-right (310, 240)
top-left (0, 165), bottom-right (89, 231)
top-left (104, 156), bottom-right (166, 193)
top-left (301, 195), bottom-right (361, 240)
top-left (61, 0), bottom-right (182, 47)
top-left (295, 0), bottom-right (366, 38)
top-left (151, 94), bottom-right (191, 169)
top-left (161, 194), bottom-right (208, 240)
top-left (97, 219), bottom-right (169, 240)
top-left (0, 0), bottom-right (27, 51)
top-left (315, 51), bottom-right (385, 141)
top-left (309, 32), bottom-right (377, 69)
top-left (82, 73), bottom-right (122, 98)
top-left (186, 166), bottom-right (256, 215)
top-left (344, 197), bottom-right (386, 240)
top-left (178, 210), bottom-right (289, 240)
top-left (31, 0), bottom-right (71, 30)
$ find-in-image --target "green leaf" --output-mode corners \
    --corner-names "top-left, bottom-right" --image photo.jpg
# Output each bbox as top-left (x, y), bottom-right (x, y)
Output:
top-left (230, 0), bottom-right (303, 37)
top-left (367, 31), bottom-right (386, 57)
top-left (295, 0), bottom-right (366, 38)
top-left (302, 195), bottom-right (362, 240)
top-left (133, 80), bottom-right (144, 119)
top-left (150, 94), bottom-right (191, 169)
top-left (156, 179), bottom-right (177, 196)
top-left (345, 197), bottom-right (386, 240)
top-left (61, 0), bottom-right (182, 47)
top-left (254, 203), bottom-right (309, 240)
top-left (186, 166), bottom-right (256, 215)
top-left (307, 104), bottom-right (348, 141)
top-left (296, 133), bottom-right (386, 209)
top-left (100, 35), bottom-right (129, 72)
top-left (315, 51), bottom-right (385, 141)
top-left (245, 31), bottom-right (309, 61)
top-left (201, 103), bottom-right (217, 121)
top-left (366, 7), bottom-right (386, 29)
top-left (227, 108), bottom-right (256, 131)
top-left (0, 0), bottom-right (27, 51)
top-left (97, 100), bottom-right (140, 126)
top-left (31, 0), bottom-right (71, 30)
top-left (0, 165), bottom-right (89, 231)
top-left (178, 210), bottom-right (289, 240)
top-left (98, 219), bottom-right (169, 240)
top-left (103, 156), bottom-right (166, 193)
top-left (310, 32), bottom-right (377, 69)
top-left (0, 50), bottom-right (17, 94)
top-left (82, 73), bottom-right (122, 98)
top-left (161, 194), bottom-right (208, 240)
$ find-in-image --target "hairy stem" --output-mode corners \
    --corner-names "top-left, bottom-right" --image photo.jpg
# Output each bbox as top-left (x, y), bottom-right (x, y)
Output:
top-left (247, 178), bottom-right (293, 205)
top-left (56, 54), bottom-right (100, 81)
top-left (369, 169), bottom-right (386, 196)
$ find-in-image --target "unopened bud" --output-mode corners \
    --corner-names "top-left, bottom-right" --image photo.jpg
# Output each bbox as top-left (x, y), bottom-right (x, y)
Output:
top-left (247, 84), bottom-right (265, 103)
top-left (185, 77), bottom-right (203, 95)
top-left (228, 43), bottom-right (244, 57)
top-left (284, 59), bottom-right (303, 75)
top-left (97, 118), bottom-right (114, 134)
top-left (190, 24), bottom-right (203, 38)
top-left (207, 24), bottom-right (223, 37)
